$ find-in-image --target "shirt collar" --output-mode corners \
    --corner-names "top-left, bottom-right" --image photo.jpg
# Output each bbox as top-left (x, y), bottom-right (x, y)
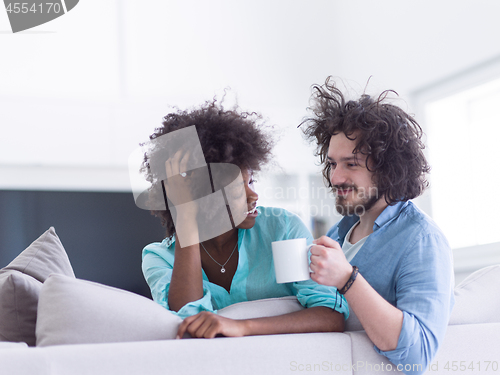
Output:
top-left (337, 200), bottom-right (408, 240)
top-left (373, 201), bottom-right (408, 231)
top-left (338, 215), bottom-right (360, 241)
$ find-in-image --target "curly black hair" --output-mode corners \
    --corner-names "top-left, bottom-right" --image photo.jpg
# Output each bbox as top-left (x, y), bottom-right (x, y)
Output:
top-left (142, 99), bottom-right (273, 237)
top-left (301, 77), bottom-right (430, 205)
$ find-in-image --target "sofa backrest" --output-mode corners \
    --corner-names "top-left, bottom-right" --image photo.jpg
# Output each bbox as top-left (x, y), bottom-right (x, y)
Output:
top-left (449, 264), bottom-right (500, 325)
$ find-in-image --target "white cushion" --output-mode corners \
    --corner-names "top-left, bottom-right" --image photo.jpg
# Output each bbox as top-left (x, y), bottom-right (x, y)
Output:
top-left (217, 296), bottom-right (304, 319)
top-left (0, 342), bottom-right (28, 349)
top-left (0, 227), bottom-right (74, 346)
top-left (450, 264), bottom-right (500, 325)
top-left (36, 274), bottom-right (182, 346)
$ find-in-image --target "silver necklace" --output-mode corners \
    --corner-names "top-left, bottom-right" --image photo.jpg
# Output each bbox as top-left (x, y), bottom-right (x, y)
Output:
top-left (200, 241), bottom-right (238, 273)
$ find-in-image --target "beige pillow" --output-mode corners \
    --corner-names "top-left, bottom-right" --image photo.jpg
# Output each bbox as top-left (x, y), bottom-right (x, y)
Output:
top-left (36, 274), bottom-right (182, 347)
top-left (449, 264), bottom-right (500, 325)
top-left (0, 227), bottom-right (74, 346)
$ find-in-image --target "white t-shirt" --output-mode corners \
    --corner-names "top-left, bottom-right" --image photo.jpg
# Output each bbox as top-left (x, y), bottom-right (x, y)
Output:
top-left (342, 222), bottom-right (369, 262)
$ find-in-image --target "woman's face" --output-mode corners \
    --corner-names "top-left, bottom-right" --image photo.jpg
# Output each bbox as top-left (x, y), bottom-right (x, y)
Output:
top-left (235, 169), bottom-right (259, 230)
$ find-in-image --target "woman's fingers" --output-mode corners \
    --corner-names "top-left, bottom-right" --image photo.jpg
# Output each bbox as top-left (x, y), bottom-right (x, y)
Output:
top-left (194, 316), bottom-right (219, 338)
top-left (176, 314), bottom-right (200, 339)
top-left (176, 312), bottom-right (243, 339)
top-left (179, 151), bottom-right (190, 176)
top-left (165, 149), bottom-right (188, 178)
top-left (177, 312), bottom-right (217, 339)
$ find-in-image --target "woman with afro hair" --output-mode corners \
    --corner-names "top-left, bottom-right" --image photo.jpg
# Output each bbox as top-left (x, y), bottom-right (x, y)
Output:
top-left (141, 99), bottom-right (348, 339)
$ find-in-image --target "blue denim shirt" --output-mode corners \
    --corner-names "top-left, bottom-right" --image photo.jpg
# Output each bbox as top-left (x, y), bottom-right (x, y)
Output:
top-left (327, 201), bottom-right (455, 375)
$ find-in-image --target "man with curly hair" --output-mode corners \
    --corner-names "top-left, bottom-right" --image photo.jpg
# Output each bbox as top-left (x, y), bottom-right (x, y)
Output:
top-left (302, 78), bottom-right (455, 375)
top-left (141, 100), bottom-right (348, 339)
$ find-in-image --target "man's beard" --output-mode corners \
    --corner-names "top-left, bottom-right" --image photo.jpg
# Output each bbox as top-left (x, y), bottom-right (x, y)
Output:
top-left (334, 184), bottom-right (380, 216)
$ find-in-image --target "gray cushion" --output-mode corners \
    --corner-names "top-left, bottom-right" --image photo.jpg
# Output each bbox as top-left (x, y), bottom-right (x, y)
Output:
top-left (0, 227), bottom-right (74, 346)
top-left (36, 274), bottom-right (182, 346)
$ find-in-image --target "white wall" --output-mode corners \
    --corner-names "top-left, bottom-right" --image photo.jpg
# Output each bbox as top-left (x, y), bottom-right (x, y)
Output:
top-left (2, 0), bottom-right (500, 176)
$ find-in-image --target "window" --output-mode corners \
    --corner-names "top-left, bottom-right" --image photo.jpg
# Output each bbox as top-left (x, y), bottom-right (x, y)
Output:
top-left (413, 57), bottom-right (500, 283)
top-left (424, 77), bottom-right (500, 249)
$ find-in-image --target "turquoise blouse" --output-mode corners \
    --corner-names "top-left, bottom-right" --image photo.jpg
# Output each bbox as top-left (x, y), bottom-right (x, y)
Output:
top-left (142, 206), bottom-right (348, 319)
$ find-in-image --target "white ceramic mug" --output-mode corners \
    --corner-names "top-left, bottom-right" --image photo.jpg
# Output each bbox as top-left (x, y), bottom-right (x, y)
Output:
top-left (272, 238), bottom-right (312, 283)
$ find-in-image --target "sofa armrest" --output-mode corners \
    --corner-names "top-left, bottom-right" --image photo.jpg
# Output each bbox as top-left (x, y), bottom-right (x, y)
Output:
top-left (2, 333), bottom-right (353, 375)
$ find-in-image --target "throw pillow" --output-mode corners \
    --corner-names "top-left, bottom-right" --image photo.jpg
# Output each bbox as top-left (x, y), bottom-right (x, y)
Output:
top-left (449, 264), bottom-right (500, 325)
top-left (0, 227), bottom-right (74, 346)
top-left (36, 274), bottom-right (182, 347)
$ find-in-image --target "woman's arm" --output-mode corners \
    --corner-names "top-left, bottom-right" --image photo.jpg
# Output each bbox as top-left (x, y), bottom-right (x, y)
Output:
top-left (176, 306), bottom-right (344, 339)
top-left (167, 238), bottom-right (204, 312)
top-left (162, 154), bottom-right (207, 312)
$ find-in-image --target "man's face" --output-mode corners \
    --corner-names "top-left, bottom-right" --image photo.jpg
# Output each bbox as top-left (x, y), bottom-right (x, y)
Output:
top-left (327, 132), bottom-right (380, 216)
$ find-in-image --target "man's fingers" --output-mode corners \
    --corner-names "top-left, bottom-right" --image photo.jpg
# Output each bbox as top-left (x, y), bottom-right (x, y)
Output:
top-left (313, 236), bottom-right (341, 249)
top-left (309, 244), bottom-right (327, 257)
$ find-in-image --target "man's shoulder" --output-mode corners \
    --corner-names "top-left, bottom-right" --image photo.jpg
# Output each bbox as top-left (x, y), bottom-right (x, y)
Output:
top-left (387, 201), bottom-right (451, 257)
top-left (398, 201), bottom-right (442, 235)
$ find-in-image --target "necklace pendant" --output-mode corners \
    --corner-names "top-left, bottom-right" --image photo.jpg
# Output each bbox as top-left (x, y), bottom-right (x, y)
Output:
top-left (220, 267), bottom-right (226, 273)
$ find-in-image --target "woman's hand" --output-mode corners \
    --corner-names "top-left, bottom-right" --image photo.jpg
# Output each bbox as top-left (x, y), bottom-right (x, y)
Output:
top-left (163, 150), bottom-right (196, 207)
top-left (309, 236), bottom-right (352, 288)
top-left (176, 312), bottom-right (248, 339)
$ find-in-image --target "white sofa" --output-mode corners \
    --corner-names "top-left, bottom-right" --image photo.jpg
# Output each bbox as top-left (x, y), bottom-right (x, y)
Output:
top-left (1, 228), bottom-right (499, 375)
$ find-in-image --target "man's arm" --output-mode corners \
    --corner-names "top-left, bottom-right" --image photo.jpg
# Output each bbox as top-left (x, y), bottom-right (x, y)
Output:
top-left (338, 273), bottom-right (403, 350)
top-left (176, 306), bottom-right (344, 339)
top-left (310, 236), bottom-right (403, 351)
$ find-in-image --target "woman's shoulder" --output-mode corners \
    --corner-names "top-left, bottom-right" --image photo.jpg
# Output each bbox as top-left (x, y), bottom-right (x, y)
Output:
top-left (142, 237), bottom-right (175, 262)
